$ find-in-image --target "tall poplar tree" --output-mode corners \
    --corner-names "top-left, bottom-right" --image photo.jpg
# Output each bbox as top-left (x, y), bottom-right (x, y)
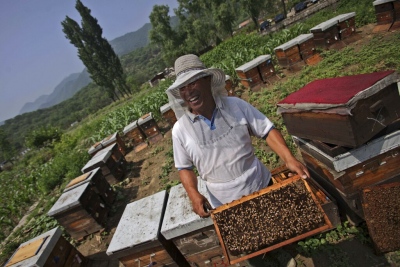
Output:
top-left (61, 0), bottom-right (131, 100)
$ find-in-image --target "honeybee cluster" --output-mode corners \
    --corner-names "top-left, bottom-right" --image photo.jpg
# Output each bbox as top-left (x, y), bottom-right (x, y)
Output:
top-left (213, 180), bottom-right (326, 255)
top-left (363, 184), bottom-right (400, 253)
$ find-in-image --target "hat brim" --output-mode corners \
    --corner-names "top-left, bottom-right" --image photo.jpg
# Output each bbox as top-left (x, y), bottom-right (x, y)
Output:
top-left (166, 68), bottom-right (226, 99)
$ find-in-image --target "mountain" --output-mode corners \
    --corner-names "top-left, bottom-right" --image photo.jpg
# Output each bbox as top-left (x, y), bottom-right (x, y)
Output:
top-left (18, 16), bottom-right (179, 116)
top-left (19, 71), bottom-right (91, 114)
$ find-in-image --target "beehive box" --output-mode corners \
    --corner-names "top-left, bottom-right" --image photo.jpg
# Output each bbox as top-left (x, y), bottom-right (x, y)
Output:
top-left (300, 148), bottom-right (400, 223)
top-left (47, 182), bottom-right (108, 240)
top-left (4, 227), bottom-right (86, 267)
top-left (274, 39), bottom-right (303, 69)
top-left (160, 103), bottom-right (177, 127)
top-left (101, 132), bottom-right (127, 156)
top-left (65, 167), bottom-right (115, 206)
top-left (161, 182), bottom-right (244, 267)
top-left (337, 12), bottom-right (356, 40)
top-left (296, 137), bottom-right (400, 196)
top-left (277, 70), bottom-right (400, 148)
top-left (81, 144), bottom-right (125, 185)
top-left (123, 120), bottom-right (148, 152)
top-left (88, 141), bottom-right (104, 157)
top-left (138, 112), bottom-right (163, 144)
top-left (271, 166), bottom-right (341, 227)
top-left (362, 182), bottom-right (400, 254)
top-left (295, 33), bottom-right (317, 60)
top-left (106, 190), bottom-right (190, 267)
top-left (211, 176), bottom-right (332, 264)
top-left (310, 17), bottom-right (340, 48)
top-left (373, 0), bottom-right (396, 31)
top-left (235, 55), bottom-right (270, 90)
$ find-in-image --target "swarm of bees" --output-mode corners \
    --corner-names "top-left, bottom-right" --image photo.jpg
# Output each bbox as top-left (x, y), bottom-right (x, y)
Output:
top-left (362, 183), bottom-right (400, 254)
top-left (213, 180), bottom-right (326, 255)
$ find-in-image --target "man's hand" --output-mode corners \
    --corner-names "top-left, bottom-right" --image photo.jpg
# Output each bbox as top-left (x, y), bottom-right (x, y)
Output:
top-left (179, 169), bottom-right (212, 218)
top-left (286, 158), bottom-right (310, 179)
top-left (190, 192), bottom-right (212, 218)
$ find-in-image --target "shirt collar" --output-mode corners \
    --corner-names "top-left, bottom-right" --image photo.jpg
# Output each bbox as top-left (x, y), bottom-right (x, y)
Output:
top-left (185, 95), bottom-right (225, 122)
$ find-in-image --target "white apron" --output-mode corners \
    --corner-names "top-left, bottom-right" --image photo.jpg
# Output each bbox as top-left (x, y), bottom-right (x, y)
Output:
top-left (180, 103), bottom-right (271, 207)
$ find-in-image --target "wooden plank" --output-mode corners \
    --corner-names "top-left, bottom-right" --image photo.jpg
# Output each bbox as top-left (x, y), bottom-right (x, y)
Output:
top-left (66, 173), bottom-right (91, 189)
top-left (6, 237), bottom-right (48, 266)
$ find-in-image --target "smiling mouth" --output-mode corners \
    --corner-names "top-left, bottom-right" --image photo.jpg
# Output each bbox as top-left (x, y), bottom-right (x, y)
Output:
top-left (188, 96), bottom-right (199, 102)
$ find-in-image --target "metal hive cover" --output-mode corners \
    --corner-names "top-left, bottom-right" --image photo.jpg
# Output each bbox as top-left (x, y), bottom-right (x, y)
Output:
top-left (106, 190), bottom-right (168, 256)
top-left (161, 180), bottom-right (213, 240)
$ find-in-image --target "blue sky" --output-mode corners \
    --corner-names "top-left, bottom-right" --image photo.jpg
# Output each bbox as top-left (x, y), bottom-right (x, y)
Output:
top-left (0, 0), bottom-right (179, 123)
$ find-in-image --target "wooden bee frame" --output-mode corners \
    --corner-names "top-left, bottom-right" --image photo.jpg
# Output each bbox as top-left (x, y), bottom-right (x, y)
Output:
top-left (210, 176), bottom-right (332, 264)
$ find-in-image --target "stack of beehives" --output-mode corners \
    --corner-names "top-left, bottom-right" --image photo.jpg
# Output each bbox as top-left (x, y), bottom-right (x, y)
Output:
top-left (277, 70), bottom-right (400, 254)
top-left (373, 0), bottom-right (400, 32)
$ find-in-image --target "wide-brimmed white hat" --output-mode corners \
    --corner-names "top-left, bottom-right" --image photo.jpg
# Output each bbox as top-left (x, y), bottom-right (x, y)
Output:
top-left (166, 54), bottom-right (226, 98)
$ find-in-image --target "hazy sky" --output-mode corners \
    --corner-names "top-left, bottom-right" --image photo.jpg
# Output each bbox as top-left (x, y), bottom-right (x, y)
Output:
top-left (0, 0), bottom-right (179, 123)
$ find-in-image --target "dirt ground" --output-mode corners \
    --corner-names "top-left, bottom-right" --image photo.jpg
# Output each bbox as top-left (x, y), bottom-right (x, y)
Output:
top-left (75, 23), bottom-right (400, 266)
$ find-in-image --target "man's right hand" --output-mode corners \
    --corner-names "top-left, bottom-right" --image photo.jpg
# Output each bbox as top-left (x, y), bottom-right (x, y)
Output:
top-left (190, 192), bottom-right (212, 218)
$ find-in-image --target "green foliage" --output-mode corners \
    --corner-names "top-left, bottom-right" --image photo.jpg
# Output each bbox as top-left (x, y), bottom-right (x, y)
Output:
top-left (25, 126), bottom-right (62, 149)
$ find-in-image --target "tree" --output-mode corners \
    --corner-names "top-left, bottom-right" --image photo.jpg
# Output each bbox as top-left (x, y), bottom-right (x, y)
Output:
top-left (212, 0), bottom-right (238, 37)
top-left (61, 0), bottom-right (131, 101)
top-left (240, 0), bottom-right (266, 29)
top-left (149, 5), bottom-right (185, 64)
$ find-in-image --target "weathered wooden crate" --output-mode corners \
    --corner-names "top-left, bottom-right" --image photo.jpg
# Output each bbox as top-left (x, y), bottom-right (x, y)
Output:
top-left (277, 70), bottom-right (400, 148)
top-left (235, 55), bottom-right (273, 90)
top-left (88, 132), bottom-right (126, 157)
top-left (373, 0), bottom-right (396, 32)
top-left (123, 120), bottom-right (148, 152)
top-left (101, 132), bottom-right (127, 156)
top-left (300, 149), bottom-right (400, 224)
top-left (5, 227), bottom-right (87, 267)
top-left (65, 167), bottom-right (115, 206)
top-left (296, 137), bottom-right (400, 196)
top-left (106, 190), bottom-right (190, 267)
top-left (294, 33), bottom-right (318, 61)
top-left (274, 39), bottom-right (302, 69)
top-left (161, 182), bottom-right (244, 267)
top-left (138, 112), bottom-right (163, 144)
top-left (47, 182), bottom-right (109, 240)
top-left (81, 144), bottom-right (125, 185)
top-left (362, 182), bottom-right (400, 254)
top-left (310, 17), bottom-right (340, 48)
top-left (211, 176), bottom-right (332, 264)
top-left (337, 12), bottom-right (356, 40)
top-left (271, 166), bottom-right (341, 227)
top-left (160, 103), bottom-right (178, 127)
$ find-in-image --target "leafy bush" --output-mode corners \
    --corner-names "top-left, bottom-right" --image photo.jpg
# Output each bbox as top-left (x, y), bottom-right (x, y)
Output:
top-left (25, 126), bottom-right (62, 149)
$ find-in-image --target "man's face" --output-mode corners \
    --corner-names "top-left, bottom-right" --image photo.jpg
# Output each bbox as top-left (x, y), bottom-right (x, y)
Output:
top-left (179, 75), bottom-right (214, 115)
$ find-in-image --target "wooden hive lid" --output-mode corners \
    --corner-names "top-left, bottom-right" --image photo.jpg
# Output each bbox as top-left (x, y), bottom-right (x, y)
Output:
top-left (81, 148), bottom-right (113, 173)
top-left (310, 16), bottom-right (339, 31)
top-left (106, 190), bottom-right (168, 257)
top-left (5, 227), bottom-right (61, 267)
top-left (235, 55), bottom-right (272, 72)
top-left (123, 120), bottom-right (138, 134)
top-left (65, 172), bottom-right (92, 190)
top-left (336, 12), bottom-right (356, 22)
top-left (88, 141), bottom-right (104, 155)
top-left (101, 132), bottom-right (117, 146)
top-left (160, 102), bottom-right (172, 114)
top-left (138, 112), bottom-right (153, 125)
top-left (161, 180), bottom-right (213, 240)
top-left (274, 38), bottom-right (300, 51)
top-left (292, 33), bottom-right (314, 44)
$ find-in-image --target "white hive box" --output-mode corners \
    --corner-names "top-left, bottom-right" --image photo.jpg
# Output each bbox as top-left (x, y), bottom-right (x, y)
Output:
top-left (106, 190), bottom-right (190, 267)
